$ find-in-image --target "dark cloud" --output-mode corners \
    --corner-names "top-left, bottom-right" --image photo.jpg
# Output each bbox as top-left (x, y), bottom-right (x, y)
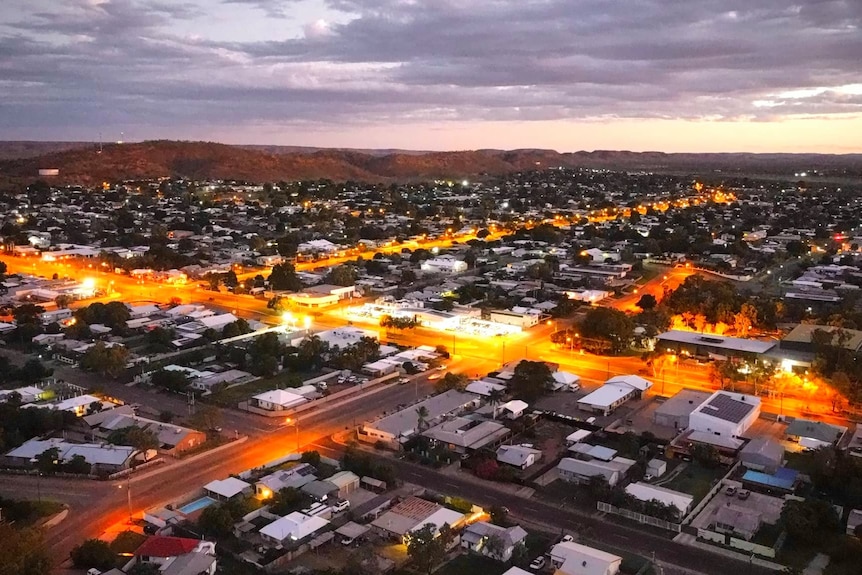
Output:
top-left (1, 0), bottom-right (861, 141)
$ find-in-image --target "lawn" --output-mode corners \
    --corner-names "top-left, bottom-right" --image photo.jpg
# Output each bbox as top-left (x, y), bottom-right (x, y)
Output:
top-left (438, 554), bottom-right (507, 575)
top-left (784, 451), bottom-right (819, 476)
top-left (662, 462), bottom-right (724, 503)
top-left (0, 497), bottom-right (64, 526)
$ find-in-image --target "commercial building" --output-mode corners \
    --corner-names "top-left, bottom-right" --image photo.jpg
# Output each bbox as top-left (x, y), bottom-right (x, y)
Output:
top-left (653, 389), bottom-right (713, 430)
top-left (688, 391), bottom-right (761, 439)
top-left (656, 330), bottom-right (776, 361)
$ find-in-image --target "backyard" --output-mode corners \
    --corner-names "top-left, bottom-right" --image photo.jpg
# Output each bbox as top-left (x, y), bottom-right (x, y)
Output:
top-left (661, 461), bottom-right (725, 503)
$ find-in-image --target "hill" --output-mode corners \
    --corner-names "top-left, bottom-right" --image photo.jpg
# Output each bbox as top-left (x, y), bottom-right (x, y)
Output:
top-left (0, 140), bottom-right (860, 184)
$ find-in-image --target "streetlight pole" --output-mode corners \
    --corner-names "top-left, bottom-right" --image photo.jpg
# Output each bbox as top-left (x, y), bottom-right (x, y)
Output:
top-left (119, 473), bottom-right (132, 523)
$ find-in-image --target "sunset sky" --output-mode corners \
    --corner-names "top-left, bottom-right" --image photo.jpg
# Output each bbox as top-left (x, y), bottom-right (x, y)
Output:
top-left (2, 0), bottom-right (861, 152)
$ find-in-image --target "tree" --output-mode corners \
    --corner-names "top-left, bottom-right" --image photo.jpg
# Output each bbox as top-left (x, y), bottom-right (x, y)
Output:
top-left (223, 269), bottom-right (239, 289)
top-left (327, 265), bottom-right (358, 287)
top-left (415, 406), bottom-right (430, 432)
top-left (197, 504), bottom-right (234, 537)
top-left (64, 454), bottom-right (92, 475)
top-left (150, 369), bottom-right (190, 392)
top-left (80, 342), bottom-right (130, 378)
top-left (489, 504), bottom-right (509, 526)
top-left (267, 295), bottom-right (289, 312)
top-left (222, 318), bottom-right (252, 339)
top-left (147, 326), bottom-right (175, 348)
top-left (488, 387), bottom-right (506, 420)
top-left (510, 360), bottom-right (552, 402)
top-left (635, 293), bottom-right (657, 311)
top-left (434, 372), bottom-right (468, 393)
top-left (17, 359), bottom-right (52, 384)
top-left (406, 523), bottom-right (452, 575)
top-left (780, 498), bottom-right (840, 546)
top-left (579, 307), bottom-right (635, 354)
top-left (0, 524), bottom-right (52, 575)
top-left (108, 426), bottom-right (159, 451)
top-left (483, 534), bottom-right (506, 560)
top-left (12, 303), bottom-right (45, 326)
top-left (268, 262), bottom-right (302, 291)
top-left (190, 404), bottom-right (223, 432)
top-left (70, 538), bottom-right (116, 570)
top-left (733, 303), bottom-right (758, 337)
top-left (35, 447), bottom-right (60, 474)
top-left (300, 450), bottom-right (321, 466)
top-left (269, 487), bottom-right (311, 516)
top-left (54, 294), bottom-right (74, 309)
top-left (205, 273), bottom-right (221, 292)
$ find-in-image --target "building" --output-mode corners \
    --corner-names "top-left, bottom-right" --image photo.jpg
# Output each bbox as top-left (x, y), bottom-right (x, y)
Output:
top-left (656, 330), bottom-right (776, 361)
top-left (422, 417), bottom-right (509, 454)
top-left (739, 438), bottom-right (785, 474)
top-left (460, 521), bottom-right (528, 562)
top-left (577, 375), bottom-right (652, 416)
top-left (488, 309), bottom-right (540, 329)
top-left (301, 479), bottom-right (339, 502)
top-left (420, 256), bottom-right (468, 275)
top-left (713, 505), bottom-right (762, 541)
top-left (259, 511), bottom-right (330, 546)
top-left (204, 477), bottom-right (252, 501)
top-left (688, 391), bottom-right (761, 439)
top-left (741, 468), bottom-right (799, 495)
top-left (133, 537), bottom-right (216, 572)
top-left (785, 418), bottom-right (847, 450)
top-left (371, 496), bottom-right (465, 541)
top-left (557, 458), bottom-right (621, 486)
top-left (624, 482), bottom-right (693, 518)
top-left (255, 464), bottom-right (317, 498)
top-left (550, 541), bottom-right (621, 575)
top-left (496, 445), bottom-right (542, 469)
top-left (89, 412), bottom-right (206, 454)
top-left (360, 390), bottom-right (479, 446)
top-left (498, 400), bottom-right (529, 420)
top-left (846, 509), bottom-right (862, 536)
top-left (780, 324), bottom-right (862, 356)
top-left (4, 438), bottom-right (139, 474)
top-left (251, 389), bottom-right (308, 412)
top-left (653, 389), bottom-right (713, 430)
top-left (327, 471), bottom-right (360, 499)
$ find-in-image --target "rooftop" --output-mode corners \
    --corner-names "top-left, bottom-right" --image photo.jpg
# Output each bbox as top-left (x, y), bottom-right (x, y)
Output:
top-left (658, 330), bottom-right (776, 354)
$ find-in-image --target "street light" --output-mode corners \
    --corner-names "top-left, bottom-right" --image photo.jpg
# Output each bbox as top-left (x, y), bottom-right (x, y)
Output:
top-left (118, 474), bottom-right (132, 522)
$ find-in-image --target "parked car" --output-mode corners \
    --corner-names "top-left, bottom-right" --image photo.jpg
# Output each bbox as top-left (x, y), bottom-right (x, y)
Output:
top-left (560, 534), bottom-right (574, 543)
top-left (725, 486), bottom-right (737, 496)
top-left (737, 489), bottom-right (751, 500)
top-left (332, 499), bottom-right (350, 513)
top-left (341, 536), bottom-right (357, 546)
top-left (397, 377), bottom-right (410, 385)
top-left (529, 556), bottom-right (546, 570)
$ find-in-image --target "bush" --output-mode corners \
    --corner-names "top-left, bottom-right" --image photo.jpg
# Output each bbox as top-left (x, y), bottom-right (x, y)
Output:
top-left (70, 539), bottom-right (116, 570)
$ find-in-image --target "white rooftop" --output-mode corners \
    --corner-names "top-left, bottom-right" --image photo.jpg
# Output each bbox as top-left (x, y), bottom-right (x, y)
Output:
top-left (204, 477), bottom-right (251, 499)
top-left (260, 511), bottom-right (329, 543)
top-left (625, 482), bottom-right (693, 515)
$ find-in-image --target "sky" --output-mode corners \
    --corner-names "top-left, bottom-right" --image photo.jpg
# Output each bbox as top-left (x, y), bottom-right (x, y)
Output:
top-left (1, 0), bottom-right (861, 153)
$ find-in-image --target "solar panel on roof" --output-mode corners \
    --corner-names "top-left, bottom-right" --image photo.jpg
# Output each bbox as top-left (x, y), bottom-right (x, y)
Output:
top-left (700, 393), bottom-right (753, 423)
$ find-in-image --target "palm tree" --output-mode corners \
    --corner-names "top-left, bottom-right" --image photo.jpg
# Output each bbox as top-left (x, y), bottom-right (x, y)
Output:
top-left (415, 406), bottom-right (430, 432)
top-left (488, 388), bottom-right (506, 420)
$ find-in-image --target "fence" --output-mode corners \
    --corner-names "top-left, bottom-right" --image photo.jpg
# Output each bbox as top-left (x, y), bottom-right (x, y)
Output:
top-left (596, 501), bottom-right (682, 532)
top-left (681, 462), bottom-right (739, 525)
top-left (697, 528), bottom-right (777, 558)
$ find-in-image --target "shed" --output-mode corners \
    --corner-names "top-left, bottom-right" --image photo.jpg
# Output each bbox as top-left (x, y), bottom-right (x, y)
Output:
top-left (204, 477), bottom-right (251, 501)
top-left (335, 521), bottom-right (370, 542)
top-left (646, 459), bottom-right (667, 478)
top-left (328, 471), bottom-right (360, 499)
top-left (301, 479), bottom-right (338, 501)
top-left (361, 476), bottom-right (386, 492)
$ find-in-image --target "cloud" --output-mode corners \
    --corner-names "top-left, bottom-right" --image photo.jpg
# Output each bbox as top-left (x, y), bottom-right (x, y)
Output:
top-left (1, 0), bottom-right (861, 148)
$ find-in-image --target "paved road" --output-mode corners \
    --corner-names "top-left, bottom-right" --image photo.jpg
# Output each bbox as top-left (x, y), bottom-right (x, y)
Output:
top-left (376, 455), bottom-right (775, 575)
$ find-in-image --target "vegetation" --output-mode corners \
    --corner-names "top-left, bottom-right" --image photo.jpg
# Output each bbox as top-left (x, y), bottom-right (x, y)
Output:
top-left (406, 523), bottom-right (454, 575)
top-left (510, 360), bottom-right (552, 402)
top-left (0, 523), bottom-right (52, 575)
top-left (80, 342), bottom-right (130, 378)
top-left (70, 538), bottom-right (116, 571)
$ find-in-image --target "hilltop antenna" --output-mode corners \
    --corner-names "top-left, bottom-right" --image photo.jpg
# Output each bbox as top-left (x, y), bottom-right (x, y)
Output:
top-left (98, 132), bottom-right (103, 154)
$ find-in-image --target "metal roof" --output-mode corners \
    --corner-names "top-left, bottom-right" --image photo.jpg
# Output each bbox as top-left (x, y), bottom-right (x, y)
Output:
top-left (696, 392), bottom-right (757, 424)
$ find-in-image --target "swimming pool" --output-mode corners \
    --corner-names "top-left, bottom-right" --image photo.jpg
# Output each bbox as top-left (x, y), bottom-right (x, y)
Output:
top-left (178, 496), bottom-right (217, 514)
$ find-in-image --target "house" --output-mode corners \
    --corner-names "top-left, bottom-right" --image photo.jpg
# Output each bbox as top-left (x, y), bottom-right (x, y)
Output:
top-left (360, 390), bottom-right (479, 446)
top-left (498, 400), bottom-right (529, 420)
top-left (4, 439), bottom-right (139, 474)
top-left (133, 536), bottom-right (216, 571)
top-left (739, 438), bottom-right (785, 474)
top-left (688, 391), bottom-right (761, 439)
top-left (328, 471), bottom-right (360, 499)
top-left (577, 375), bottom-right (652, 416)
top-left (460, 521), bottom-right (528, 562)
top-left (653, 389), bottom-right (712, 430)
top-left (713, 504), bottom-right (762, 541)
top-left (259, 511), bottom-right (330, 546)
top-left (785, 418), bottom-right (847, 450)
top-left (90, 412), bottom-right (206, 454)
top-left (422, 417), bottom-right (509, 454)
top-left (465, 379), bottom-right (507, 397)
top-left (204, 477), bottom-right (252, 501)
top-left (557, 458), bottom-right (621, 486)
top-left (371, 496), bottom-right (464, 541)
top-left (301, 479), bottom-right (339, 502)
top-left (550, 541), bottom-right (621, 575)
top-left (420, 256), bottom-right (468, 275)
top-left (251, 389), bottom-right (308, 412)
top-left (255, 463), bottom-right (317, 498)
top-left (624, 482), bottom-right (693, 518)
top-left (496, 445), bottom-right (542, 470)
